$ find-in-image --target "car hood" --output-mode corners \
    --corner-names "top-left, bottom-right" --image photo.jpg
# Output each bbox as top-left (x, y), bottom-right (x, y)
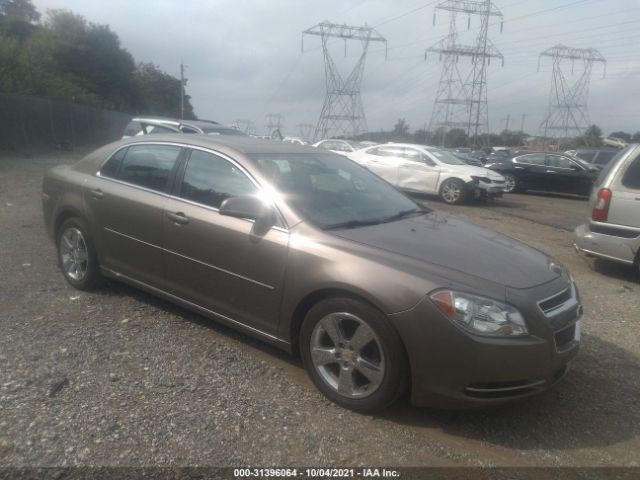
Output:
top-left (441, 163), bottom-right (504, 179)
top-left (332, 212), bottom-right (559, 289)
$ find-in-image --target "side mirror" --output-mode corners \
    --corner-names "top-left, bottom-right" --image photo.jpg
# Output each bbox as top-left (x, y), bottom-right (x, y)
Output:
top-left (219, 196), bottom-right (276, 235)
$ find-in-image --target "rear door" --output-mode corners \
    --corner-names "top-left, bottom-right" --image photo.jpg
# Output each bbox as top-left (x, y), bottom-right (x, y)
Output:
top-left (162, 148), bottom-right (289, 335)
top-left (545, 154), bottom-right (592, 195)
top-left (512, 153), bottom-right (548, 190)
top-left (609, 152), bottom-right (640, 228)
top-left (84, 143), bottom-right (183, 288)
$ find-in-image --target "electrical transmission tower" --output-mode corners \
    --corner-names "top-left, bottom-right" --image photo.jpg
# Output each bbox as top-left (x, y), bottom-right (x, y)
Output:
top-left (297, 123), bottom-right (315, 142)
top-left (538, 44), bottom-right (606, 147)
top-left (426, 0), bottom-right (504, 147)
top-left (265, 113), bottom-right (283, 136)
top-left (232, 119), bottom-right (256, 135)
top-left (302, 21), bottom-right (386, 141)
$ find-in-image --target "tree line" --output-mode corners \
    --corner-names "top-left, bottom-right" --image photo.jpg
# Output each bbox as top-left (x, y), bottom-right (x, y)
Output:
top-left (0, 0), bottom-right (196, 118)
top-left (356, 119), bottom-right (640, 150)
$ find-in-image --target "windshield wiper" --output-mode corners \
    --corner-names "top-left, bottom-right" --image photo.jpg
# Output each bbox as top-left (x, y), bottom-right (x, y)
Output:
top-left (323, 219), bottom-right (386, 230)
top-left (379, 208), bottom-right (427, 223)
top-left (323, 209), bottom-right (427, 230)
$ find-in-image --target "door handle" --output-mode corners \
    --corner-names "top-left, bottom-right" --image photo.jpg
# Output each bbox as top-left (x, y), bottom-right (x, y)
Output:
top-left (545, 170), bottom-right (556, 173)
top-left (167, 211), bottom-right (189, 225)
top-left (89, 188), bottom-right (104, 199)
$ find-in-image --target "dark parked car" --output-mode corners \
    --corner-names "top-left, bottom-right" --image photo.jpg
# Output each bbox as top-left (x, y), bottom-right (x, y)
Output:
top-left (485, 151), bottom-right (600, 195)
top-left (564, 148), bottom-right (620, 167)
top-left (43, 135), bottom-right (581, 412)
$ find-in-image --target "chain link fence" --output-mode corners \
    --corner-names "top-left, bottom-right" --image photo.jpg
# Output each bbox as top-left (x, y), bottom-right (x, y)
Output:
top-left (0, 93), bottom-right (132, 150)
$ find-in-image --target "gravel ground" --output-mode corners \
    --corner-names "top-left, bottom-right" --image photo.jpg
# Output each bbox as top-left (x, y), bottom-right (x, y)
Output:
top-left (1, 149), bottom-right (639, 467)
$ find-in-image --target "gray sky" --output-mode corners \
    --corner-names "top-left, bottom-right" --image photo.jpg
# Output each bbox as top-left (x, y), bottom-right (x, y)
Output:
top-left (32, 0), bottom-right (640, 137)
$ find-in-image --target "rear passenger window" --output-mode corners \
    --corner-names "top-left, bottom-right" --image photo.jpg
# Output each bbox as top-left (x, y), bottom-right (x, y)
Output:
top-left (100, 148), bottom-right (127, 178)
top-left (622, 156), bottom-right (640, 189)
top-left (117, 145), bottom-right (182, 192)
top-left (515, 154), bottom-right (545, 165)
top-left (180, 150), bottom-right (257, 208)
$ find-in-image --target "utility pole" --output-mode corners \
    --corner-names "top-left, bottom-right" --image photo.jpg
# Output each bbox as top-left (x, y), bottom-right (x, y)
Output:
top-left (538, 44), bottom-right (606, 148)
top-left (504, 114), bottom-right (510, 132)
top-left (302, 21), bottom-right (387, 141)
top-left (180, 62), bottom-right (186, 119)
top-left (520, 113), bottom-right (527, 133)
top-left (426, 0), bottom-right (504, 148)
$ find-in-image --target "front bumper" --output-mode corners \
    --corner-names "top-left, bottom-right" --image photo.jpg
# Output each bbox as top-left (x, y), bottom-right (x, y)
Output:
top-left (389, 278), bottom-right (581, 409)
top-left (466, 181), bottom-right (505, 198)
top-left (574, 223), bottom-right (637, 266)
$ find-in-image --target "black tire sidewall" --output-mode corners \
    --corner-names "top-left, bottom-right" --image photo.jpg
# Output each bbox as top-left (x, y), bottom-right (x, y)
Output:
top-left (300, 297), bottom-right (408, 413)
top-left (56, 217), bottom-right (102, 291)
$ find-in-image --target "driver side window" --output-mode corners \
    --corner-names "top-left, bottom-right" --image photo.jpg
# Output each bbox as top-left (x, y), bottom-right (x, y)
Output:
top-left (180, 150), bottom-right (257, 209)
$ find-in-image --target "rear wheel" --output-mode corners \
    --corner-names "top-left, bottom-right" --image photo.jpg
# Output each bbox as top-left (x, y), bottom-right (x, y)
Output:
top-left (503, 174), bottom-right (525, 193)
top-left (300, 297), bottom-right (408, 413)
top-left (56, 217), bottom-right (103, 290)
top-left (439, 178), bottom-right (466, 204)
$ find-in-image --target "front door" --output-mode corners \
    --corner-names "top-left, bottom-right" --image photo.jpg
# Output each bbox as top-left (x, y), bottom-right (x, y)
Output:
top-left (162, 148), bottom-right (289, 335)
top-left (545, 154), bottom-right (591, 195)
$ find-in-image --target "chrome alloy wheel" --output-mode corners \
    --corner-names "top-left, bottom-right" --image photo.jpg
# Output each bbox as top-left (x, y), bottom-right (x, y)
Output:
top-left (441, 181), bottom-right (462, 203)
top-left (503, 174), bottom-right (516, 193)
top-left (310, 312), bottom-right (385, 399)
top-left (59, 227), bottom-right (89, 281)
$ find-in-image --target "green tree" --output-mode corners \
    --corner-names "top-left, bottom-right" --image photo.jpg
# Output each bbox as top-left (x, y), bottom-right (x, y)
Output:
top-left (0, 0), bottom-right (39, 39)
top-left (135, 62), bottom-right (196, 118)
top-left (609, 131), bottom-right (631, 142)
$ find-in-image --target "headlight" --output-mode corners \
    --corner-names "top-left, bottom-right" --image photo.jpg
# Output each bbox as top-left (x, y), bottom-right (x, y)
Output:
top-left (470, 176), bottom-right (491, 183)
top-left (430, 290), bottom-right (528, 337)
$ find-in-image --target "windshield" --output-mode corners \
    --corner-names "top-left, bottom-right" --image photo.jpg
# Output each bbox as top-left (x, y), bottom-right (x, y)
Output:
top-left (426, 148), bottom-right (467, 165)
top-left (250, 153), bottom-right (426, 229)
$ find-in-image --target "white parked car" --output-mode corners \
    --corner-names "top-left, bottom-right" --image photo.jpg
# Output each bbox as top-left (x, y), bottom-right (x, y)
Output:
top-left (347, 143), bottom-right (507, 204)
top-left (312, 139), bottom-right (367, 155)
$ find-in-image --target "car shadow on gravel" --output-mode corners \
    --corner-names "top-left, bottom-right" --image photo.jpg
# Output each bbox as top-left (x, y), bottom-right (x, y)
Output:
top-left (590, 258), bottom-right (639, 284)
top-left (380, 332), bottom-right (640, 451)
top-left (96, 279), bottom-right (306, 369)
top-left (91, 281), bottom-right (640, 452)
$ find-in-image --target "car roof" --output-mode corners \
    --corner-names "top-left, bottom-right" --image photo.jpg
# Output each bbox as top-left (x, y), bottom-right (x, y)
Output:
top-left (132, 117), bottom-right (221, 127)
top-left (118, 133), bottom-right (320, 155)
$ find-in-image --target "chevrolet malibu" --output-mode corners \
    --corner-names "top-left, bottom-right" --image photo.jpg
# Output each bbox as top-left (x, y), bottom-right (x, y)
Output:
top-left (42, 135), bottom-right (582, 412)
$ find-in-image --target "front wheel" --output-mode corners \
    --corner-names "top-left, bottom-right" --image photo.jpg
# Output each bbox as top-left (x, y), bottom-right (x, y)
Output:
top-left (300, 298), bottom-right (408, 413)
top-left (439, 178), bottom-right (467, 204)
top-left (56, 217), bottom-right (103, 290)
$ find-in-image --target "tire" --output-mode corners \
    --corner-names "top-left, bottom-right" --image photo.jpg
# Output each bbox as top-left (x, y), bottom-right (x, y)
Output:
top-left (503, 174), bottom-right (525, 193)
top-left (56, 217), bottom-right (103, 291)
top-left (300, 297), bottom-right (408, 413)
top-left (439, 178), bottom-right (467, 204)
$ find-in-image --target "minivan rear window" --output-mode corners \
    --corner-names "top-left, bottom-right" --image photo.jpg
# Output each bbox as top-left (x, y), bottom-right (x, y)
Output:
top-left (595, 147), bottom-right (630, 186)
top-left (622, 156), bottom-right (640, 189)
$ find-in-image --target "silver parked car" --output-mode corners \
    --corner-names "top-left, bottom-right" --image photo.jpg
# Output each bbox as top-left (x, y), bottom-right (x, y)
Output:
top-left (574, 145), bottom-right (640, 273)
top-left (123, 117), bottom-right (246, 138)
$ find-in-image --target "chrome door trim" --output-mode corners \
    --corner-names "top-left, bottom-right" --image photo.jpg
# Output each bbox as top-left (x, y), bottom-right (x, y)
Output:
top-left (101, 266), bottom-right (289, 346)
top-left (104, 227), bottom-right (277, 290)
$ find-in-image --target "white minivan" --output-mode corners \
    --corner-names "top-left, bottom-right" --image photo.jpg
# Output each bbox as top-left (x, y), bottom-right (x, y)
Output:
top-left (574, 145), bottom-right (640, 274)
